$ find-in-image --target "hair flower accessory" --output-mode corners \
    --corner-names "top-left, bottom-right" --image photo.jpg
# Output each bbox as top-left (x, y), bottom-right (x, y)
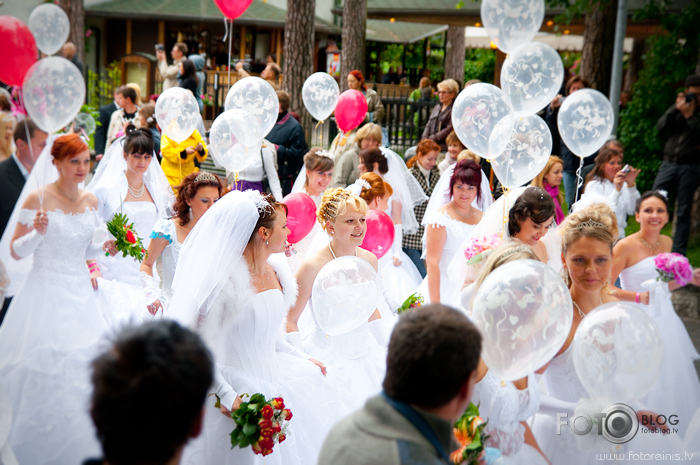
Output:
top-left (348, 178), bottom-right (371, 196)
top-left (317, 150), bottom-right (334, 160)
top-left (244, 190), bottom-right (274, 215)
top-left (656, 189), bottom-right (668, 199)
top-left (146, 116), bottom-right (155, 123)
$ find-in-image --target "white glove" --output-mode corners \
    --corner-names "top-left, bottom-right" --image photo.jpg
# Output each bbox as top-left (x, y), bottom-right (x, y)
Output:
top-left (139, 271), bottom-right (160, 305)
top-left (11, 230), bottom-right (43, 258)
top-left (368, 319), bottom-right (389, 347)
top-left (285, 331), bottom-right (304, 350)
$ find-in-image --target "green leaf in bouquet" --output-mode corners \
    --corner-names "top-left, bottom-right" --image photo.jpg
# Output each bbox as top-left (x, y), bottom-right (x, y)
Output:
top-left (238, 435), bottom-right (252, 448)
top-left (230, 432), bottom-right (240, 447)
top-left (242, 422), bottom-right (258, 437)
top-left (465, 434), bottom-right (482, 450)
top-left (250, 393), bottom-right (266, 403)
top-left (466, 254), bottom-right (483, 266)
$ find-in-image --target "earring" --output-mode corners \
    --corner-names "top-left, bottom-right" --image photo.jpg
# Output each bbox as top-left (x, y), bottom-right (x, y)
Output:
top-left (266, 241), bottom-right (269, 245)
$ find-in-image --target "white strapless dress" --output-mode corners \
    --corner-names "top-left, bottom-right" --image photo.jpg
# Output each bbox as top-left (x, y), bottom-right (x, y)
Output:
top-left (95, 201), bottom-right (158, 328)
top-left (619, 256), bottom-right (700, 433)
top-left (0, 209), bottom-right (108, 464)
top-left (473, 372), bottom-right (547, 465)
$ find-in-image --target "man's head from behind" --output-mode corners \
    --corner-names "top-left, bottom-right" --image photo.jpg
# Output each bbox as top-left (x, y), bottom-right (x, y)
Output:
top-left (261, 63), bottom-right (281, 81)
top-left (90, 320), bottom-right (213, 465)
top-left (383, 305), bottom-right (482, 418)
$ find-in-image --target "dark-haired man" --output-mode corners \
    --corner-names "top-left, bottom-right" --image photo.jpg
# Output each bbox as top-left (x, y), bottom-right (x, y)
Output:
top-left (157, 42), bottom-right (188, 91)
top-left (318, 304), bottom-right (482, 465)
top-left (106, 86), bottom-right (140, 149)
top-left (84, 320), bottom-right (213, 465)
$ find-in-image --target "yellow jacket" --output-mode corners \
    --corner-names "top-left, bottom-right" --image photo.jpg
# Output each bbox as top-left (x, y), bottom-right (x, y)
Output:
top-left (160, 130), bottom-right (208, 188)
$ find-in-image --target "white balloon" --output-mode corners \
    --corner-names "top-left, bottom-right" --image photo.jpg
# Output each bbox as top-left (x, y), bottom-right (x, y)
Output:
top-left (557, 88), bottom-right (614, 158)
top-left (452, 83), bottom-right (513, 159)
top-left (74, 113), bottom-right (97, 136)
top-left (573, 302), bottom-right (663, 403)
top-left (481, 0), bottom-right (545, 54)
top-left (501, 42), bottom-right (564, 116)
top-left (22, 57), bottom-right (85, 134)
top-left (472, 259), bottom-right (573, 381)
top-left (490, 114), bottom-right (552, 189)
top-left (208, 109), bottom-right (262, 173)
top-left (225, 77), bottom-right (279, 137)
top-left (310, 256), bottom-right (380, 337)
top-left (28, 3), bottom-right (70, 56)
top-left (302, 72), bottom-right (340, 121)
top-left (155, 87), bottom-right (200, 143)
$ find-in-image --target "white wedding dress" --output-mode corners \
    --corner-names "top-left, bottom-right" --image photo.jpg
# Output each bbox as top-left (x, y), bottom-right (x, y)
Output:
top-left (181, 257), bottom-right (338, 465)
top-left (416, 210), bottom-right (477, 309)
top-left (0, 208), bottom-right (107, 465)
top-left (473, 372), bottom-right (547, 465)
top-left (619, 256), bottom-right (700, 433)
top-left (149, 218), bottom-right (181, 306)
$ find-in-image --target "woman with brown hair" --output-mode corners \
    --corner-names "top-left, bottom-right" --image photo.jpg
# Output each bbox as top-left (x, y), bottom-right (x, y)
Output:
top-left (140, 171), bottom-right (223, 313)
top-left (332, 123), bottom-right (382, 189)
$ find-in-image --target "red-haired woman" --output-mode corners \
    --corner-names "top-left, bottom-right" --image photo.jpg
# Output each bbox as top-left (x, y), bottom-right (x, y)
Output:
top-left (0, 134), bottom-right (117, 464)
top-left (140, 171), bottom-right (223, 314)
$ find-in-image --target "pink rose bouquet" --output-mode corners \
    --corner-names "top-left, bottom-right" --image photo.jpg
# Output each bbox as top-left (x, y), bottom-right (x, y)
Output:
top-left (654, 253), bottom-right (693, 287)
top-left (463, 234), bottom-right (501, 266)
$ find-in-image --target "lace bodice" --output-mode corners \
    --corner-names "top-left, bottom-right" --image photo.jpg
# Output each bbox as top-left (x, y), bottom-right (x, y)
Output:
top-left (543, 342), bottom-right (588, 404)
top-left (474, 372), bottom-right (539, 456)
top-left (150, 218), bottom-right (180, 300)
top-left (619, 256), bottom-right (657, 293)
top-left (422, 210), bottom-right (477, 265)
top-left (17, 208), bottom-right (100, 287)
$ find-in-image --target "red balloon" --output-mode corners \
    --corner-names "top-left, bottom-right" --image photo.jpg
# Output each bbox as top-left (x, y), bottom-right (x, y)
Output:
top-left (335, 89), bottom-right (368, 133)
top-left (214, 0), bottom-right (254, 19)
top-left (360, 210), bottom-right (395, 259)
top-left (0, 16), bottom-right (37, 87)
top-left (282, 192), bottom-right (317, 244)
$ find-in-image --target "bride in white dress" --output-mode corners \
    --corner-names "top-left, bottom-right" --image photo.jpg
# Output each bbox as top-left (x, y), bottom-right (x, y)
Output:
top-left (0, 134), bottom-right (116, 465)
top-left (139, 171), bottom-right (223, 313)
top-left (416, 159), bottom-right (484, 307)
top-left (286, 188), bottom-right (387, 416)
top-left (170, 191), bottom-right (335, 465)
top-left (88, 125), bottom-right (174, 327)
top-left (611, 191), bottom-right (700, 434)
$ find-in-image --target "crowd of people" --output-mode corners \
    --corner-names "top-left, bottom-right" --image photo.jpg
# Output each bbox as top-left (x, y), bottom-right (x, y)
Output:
top-left (0, 69), bottom-right (699, 465)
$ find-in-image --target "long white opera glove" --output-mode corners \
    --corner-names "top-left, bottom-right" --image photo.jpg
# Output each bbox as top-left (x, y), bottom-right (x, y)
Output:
top-left (276, 329), bottom-right (313, 360)
top-left (538, 393), bottom-right (577, 417)
top-left (392, 224), bottom-right (403, 261)
top-left (380, 276), bottom-right (400, 314)
top-left (214, 367), bottom-right (238, 410)
top-left (11, 230), bottom-right (43, 258)
top-left (139, 271), bottom-right (161, 305)
top-left (85, 241), bottom-right (111, 260)
top-left (285, 331), bottom-right (304, 350)
top-left (368, 318), bottom-right (389, 347)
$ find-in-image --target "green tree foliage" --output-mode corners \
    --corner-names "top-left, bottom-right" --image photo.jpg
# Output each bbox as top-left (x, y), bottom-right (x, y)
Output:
top-left (464, 49), bottom-right (496, 84)
top-left (617, 1), bottom-right (700, 194)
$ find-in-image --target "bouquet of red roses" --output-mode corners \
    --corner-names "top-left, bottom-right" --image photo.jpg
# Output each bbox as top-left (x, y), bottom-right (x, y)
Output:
top-left (228, 393), bottom-right (292, 457)
top-left (106, 212), bottom-right (147, 262)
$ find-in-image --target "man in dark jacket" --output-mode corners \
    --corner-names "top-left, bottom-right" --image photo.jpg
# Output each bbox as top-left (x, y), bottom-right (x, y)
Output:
top-left (652, 74), bottom-right (700, 254)
top-left (266, 90), bottom-right (308, 196)
top-left (94, 87), bottom-right (123, 163)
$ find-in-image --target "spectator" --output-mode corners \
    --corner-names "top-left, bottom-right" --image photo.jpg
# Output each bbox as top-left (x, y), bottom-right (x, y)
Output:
top-left (157, 42), bottom-right (188, 91)
top-left (347, 70), bottom-right (385, 126)
top-left (579, 138), bottom-right (624, 185)
top-left (332, 123), bottom-right (382, 188)
top-left (188, 54), bottom-right (206, 112)
top-left (85, 320), bottom-right (213, 465)
top-left (403, 139), bottom-right (441, 277)
top-left (408, 77), bottom-right (434, 128)
top-left (266, 90), bottom-right (308, 195)
top-left (0, 119), bottom-right (47, 322)
top-left (465, 79), bottom-right (482, 88)
top-left (531, 155), bottom-right (566, 224)
top-left (161, 128), bottom-right (208, 189)
top-left (235, 61), bottom-right (281, 90)
top-left (149, 94), bottom-right (159, 105)
top-left (139, 103), bottom-right (161, 161)
top-left (94, 88), bottom-right (123, 162)
top-left (126, 82), bottom-right (143, 105)
top-left (438, 131), bottom-right (465, 174)
top-left (226, 142), bottom-right (283, 200)
top-left (329, 127), bottom-right (358, 163)
top-left (652, 74), bottom-right (700, 254)
top-left (62, 42), bottom-right (84, 76)
top-left (422, 79), bottom-right (459, 152)
top-left (318, 304), bottom-right (482, 465)
top-left (0, 113), bottom-right (15, 161)
top-left (106, 86), bottom-right (140, 149)
top-left (266, 52), bottom-right (277, 64)
top-left (381, 67), bottom-right (400, 85)
top-left (178, 59), bottom-right (201, 111)
top-left (545, 75), bottom-right (591, 207)
top-left (213, 41), bottom-right (229, 69)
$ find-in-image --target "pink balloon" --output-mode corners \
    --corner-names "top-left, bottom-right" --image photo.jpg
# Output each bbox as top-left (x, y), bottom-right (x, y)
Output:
top-left (360, 210), bottom-right (395, 259)
top-left (335, 89), bottom-right (368, 133)
top-left (282, 192), bottom-right (317, 244)
top-left (214, 0), bottom-right (254, 19)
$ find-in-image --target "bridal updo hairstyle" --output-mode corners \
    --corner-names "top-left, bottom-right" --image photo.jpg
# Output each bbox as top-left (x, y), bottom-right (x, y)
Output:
top-left (358, 172), bottom-right (393, 205)
top-left (123, 124), bottom-right (154, 157)
top-left (508, 187), bottom-right (556, 237)
top-left (636, 191), bottom-right (669, 214)
top-left (51, 133), bottom-right (88, 162)
top-left (359, 147), bottom-right (388, 175)
top-left (318, 188), bottom-right (368, 231)
top-left (303, 147), bottom-right (335, 188)
top-left (173, 172), bottom-right (224, 226)
top-left (248, 193), bottom-right (288, 245)
top-left (448, 159), bottom-right (482, 202)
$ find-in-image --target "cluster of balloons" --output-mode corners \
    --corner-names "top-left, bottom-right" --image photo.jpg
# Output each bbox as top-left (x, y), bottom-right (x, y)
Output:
top-left (301, 72), bottom-right (368, 133)
top-left (452, 0), bottom-right (614, 189)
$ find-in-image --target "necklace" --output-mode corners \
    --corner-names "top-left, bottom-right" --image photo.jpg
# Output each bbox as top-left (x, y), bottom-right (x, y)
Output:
top-left (328, 242), bottom-right (357, 259)
top-left (640, 236), bottom-right (661, 252)
top-left (452, 203), bottom-right (474, 220)
top-left (128, 181), bottom-right (145, 198)
top-left (573, 297), bottom-right (603, 319)
top-left (55, 182), bottom-right (78, 202)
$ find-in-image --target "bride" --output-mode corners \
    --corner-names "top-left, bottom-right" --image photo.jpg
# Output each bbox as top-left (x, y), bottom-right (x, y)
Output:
top-left (170, 191), bottom-right (335, 465)
top-left (0, 134), bottom-right (116, 465)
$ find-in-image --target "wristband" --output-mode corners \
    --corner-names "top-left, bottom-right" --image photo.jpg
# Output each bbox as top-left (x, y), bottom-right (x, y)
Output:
top-left (635, 292), bottom-right (640, 304)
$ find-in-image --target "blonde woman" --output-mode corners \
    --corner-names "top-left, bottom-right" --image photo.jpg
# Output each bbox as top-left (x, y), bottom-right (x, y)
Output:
top-left (331, 123), bottom-right (382, 188)
top-left (421, 79), bottom-right (459, 152)
top-left (531, 156), bottom-right (565, 224)
top-left (0, 113), bottom-right (15, 161)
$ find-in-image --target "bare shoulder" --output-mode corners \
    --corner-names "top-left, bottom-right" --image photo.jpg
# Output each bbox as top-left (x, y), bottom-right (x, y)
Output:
top-left (357, 247), bottom-right (379, 271)
top-left (83, 190), bottom-right (99, 209)
top-left (298, 248), bottom-right (333, 280)
top-left (21, 190), bottom-right (41, 210)
top-left (660, 234), bottom-right (673, 251)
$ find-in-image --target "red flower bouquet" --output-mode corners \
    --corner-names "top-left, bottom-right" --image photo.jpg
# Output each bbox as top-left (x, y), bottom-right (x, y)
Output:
top-left (450, 402), bottom-right (489, 464)
top-left (106, 212), bottom-right (147, 262)
top-left (227, 393), bottom-right (291, 457)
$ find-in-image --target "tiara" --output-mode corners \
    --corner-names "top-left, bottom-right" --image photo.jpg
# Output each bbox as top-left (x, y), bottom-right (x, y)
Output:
top-left (656, 189), bottom-right (668, 199)
top-left (194, 171), bottom-right (218, 183)
top-left (573, 219), bottom-right (607, 230)
top-left (501, 244), bottom-right (532, 260)
top-left (146, 116), bottom-right (155, 123)
top-left (317, 150), bottom-right (334, 160)
top-left (244, 190), bottom-right (274, 215)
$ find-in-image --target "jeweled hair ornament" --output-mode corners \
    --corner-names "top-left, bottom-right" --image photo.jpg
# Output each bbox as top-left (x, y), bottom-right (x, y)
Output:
top-left (317, 150), bottom-right (335, 160)
top-left (194, 171), bottom-right (218, 183)
top-left (244, 190), bottom-right (274, 215)
top-left (500, 244), bottom-right (532, 260)
top-left (656, 189), bottom-right (668, 199)
top-left (573, 219), bottom-right (607, 230)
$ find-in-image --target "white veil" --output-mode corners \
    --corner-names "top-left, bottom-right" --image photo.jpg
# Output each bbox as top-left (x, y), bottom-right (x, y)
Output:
top-left (0, 135), bottom-right (63, 297)
top-left (380, 147), bottom-right (427, 234)
top-left (87, 135), bottom-right (175, 220)
top-left (291, 168), bottom-right (307, 194)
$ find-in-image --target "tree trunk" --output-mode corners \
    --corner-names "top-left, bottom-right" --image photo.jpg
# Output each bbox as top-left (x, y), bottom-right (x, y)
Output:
top-left (580, 0), bottom-right (618, 95)
top-left (623, 38), bottom-right (645, 95)
top-left (58, 0), bottom-right (85, 63)
top-left (283, 0), bottom-right (316, 138)
top-left (340, 0), bottom-right (367, 91)
top-left (444, 26), bottom-right (466, 86)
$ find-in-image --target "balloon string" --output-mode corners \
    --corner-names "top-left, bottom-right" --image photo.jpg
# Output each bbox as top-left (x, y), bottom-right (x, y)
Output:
top-left (500, 185), bottom-right (511, 241)
top-left (315, 119), bottom-right (324, 147)
top-left (226, 18), bottom-right (232, 90)
top-left (574, 157), bottom-right (584, 208)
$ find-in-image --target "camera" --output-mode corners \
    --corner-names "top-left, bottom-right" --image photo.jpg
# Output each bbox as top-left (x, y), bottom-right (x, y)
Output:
top-left (620, 164), bottom-right (631, 176)
top-left (155, 44), bottom-right (164, 52)
top-left (686, 92), bottom-right (697, 104)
